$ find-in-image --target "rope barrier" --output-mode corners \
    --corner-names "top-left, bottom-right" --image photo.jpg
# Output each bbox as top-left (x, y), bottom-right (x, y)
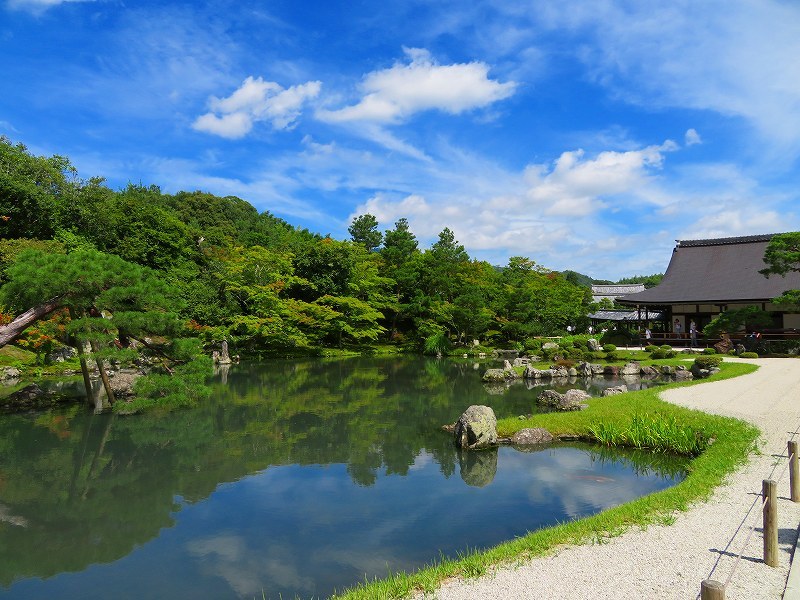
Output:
top-left (723, 494), bottom-right (769, 588)
top-left (705, 425), bottom-right (800, 597)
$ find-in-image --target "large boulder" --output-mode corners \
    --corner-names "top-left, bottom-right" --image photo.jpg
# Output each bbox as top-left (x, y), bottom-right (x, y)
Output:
top-left (674, 366), bottom-right (693, 380)
top-left (512, 357), bottom-right (531, 368)
top-left (482, 369), bottom-right (508, 383)
top-left (0, 367), bottom-right (21, 380)
top-left (109, 370), bottom-right (142, 398)
top-left (454, 405), bottom-right (498, 449)
top-left (549, 365), bottom-right (570, 378)
top-left (587, 338), bottom-right (601, 352)
top-left (542, 342), bottom-right (560, 351)
top-left (576, 361), bottom-right (593, 377)
top-left (715, 335), bottom-right (733, 355)
top-left (46, 345), bottom-right (77, 363)
top-left (620, 362), bottom-right (641, 376)
top-left (511, 427), bottom-right (554, 446)
top-left (523, 366), bottom-right (545, 379)
top-left (603, 385), bottom-right (628, 396)
top-left (564, 389), bottom-right (591, 403)
top-left (640, 365), bottom-right (660, 377)
top-left (537, 389), bottom-right (589, 411)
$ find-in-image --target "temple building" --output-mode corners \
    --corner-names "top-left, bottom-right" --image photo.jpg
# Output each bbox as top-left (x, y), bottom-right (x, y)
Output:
top-left (616, 234), bottom-right (800, 335)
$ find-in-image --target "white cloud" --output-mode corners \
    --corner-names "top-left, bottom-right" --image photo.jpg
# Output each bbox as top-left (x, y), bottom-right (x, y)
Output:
top-left (525, 143), bottom-right (675, 216)
top-left (539, 0), bottom-right (800, 158)
top-left (349, 140), bottom-right (681, 275)
top-left (318, 48), bottom-right (516, 124)
top-left (684, 128), bottom-right (702, 146)
top-left (193, 76), bottom-right (321, 139)
top-left (7, 0), bottom-right (94, 11)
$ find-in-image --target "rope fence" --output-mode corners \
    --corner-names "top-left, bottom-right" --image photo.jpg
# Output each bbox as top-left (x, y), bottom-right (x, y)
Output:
top-left (700, 437), bottom-right (800, 599)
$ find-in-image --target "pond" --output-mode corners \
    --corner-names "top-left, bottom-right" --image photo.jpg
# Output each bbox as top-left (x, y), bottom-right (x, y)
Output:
top-left (0, 357), bottom-right (687, 599)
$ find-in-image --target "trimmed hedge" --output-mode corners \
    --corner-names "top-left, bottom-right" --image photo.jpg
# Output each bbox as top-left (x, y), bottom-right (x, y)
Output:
top-left (694, 355), bottom-right (723, 370)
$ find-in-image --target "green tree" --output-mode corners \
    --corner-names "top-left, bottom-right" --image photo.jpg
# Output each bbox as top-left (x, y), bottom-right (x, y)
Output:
top-left (380, 218), bottom-right (420, 337)
top-left (0, 136), bottom-right (77, 240)
top-left (703, 306), bottom-right (775, 337)
top-left (0, 249), bottom-right (208, 412)
top-left (420, 228), bottom-right (469, 302)
top-left (496, 257), bottom-right (590, 340)
top-left (348, 213), bottom-right (383, 252)
top-left (761, 232), bottom-right (800, 306)
top-left (615, 274), bottom-right (664, 289)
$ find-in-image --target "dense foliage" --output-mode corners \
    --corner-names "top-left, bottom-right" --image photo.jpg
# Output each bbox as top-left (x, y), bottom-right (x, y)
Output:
top-left (0, 136), bottom-right (599, 362)
top-left (761, 231), bottom-right (800, 307)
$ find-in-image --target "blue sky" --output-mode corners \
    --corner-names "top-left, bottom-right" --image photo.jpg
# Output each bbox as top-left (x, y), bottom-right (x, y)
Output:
top-left (2, 0), bottom-right (799, 279)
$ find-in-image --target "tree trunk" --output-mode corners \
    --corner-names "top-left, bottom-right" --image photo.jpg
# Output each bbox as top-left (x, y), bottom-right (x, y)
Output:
top-left (68, 307), bottom-right (104, 412)
top-left (90, 339), bottom-right (115, 409)
top-left (0, 297), bottom-right (63, 347)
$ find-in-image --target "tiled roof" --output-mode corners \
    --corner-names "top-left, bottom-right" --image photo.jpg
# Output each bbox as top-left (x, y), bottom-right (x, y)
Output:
top-left (618, 233), bottom-right (800, 305)
top-left (589, 309), bottom-right (665, 321)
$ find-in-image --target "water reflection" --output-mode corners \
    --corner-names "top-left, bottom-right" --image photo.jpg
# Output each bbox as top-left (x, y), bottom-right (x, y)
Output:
top-left (0, 357), bottom-right (687, 599)
top-left (458, 447), bottom-right (498, 487)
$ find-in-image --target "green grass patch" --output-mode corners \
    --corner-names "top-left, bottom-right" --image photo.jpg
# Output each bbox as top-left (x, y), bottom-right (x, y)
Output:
top-left (333, 361), bottom-right (760, 600)
top-left (0, 345), bottom-right (37, 367)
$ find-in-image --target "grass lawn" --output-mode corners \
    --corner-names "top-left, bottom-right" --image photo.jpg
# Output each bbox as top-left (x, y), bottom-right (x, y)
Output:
top-left (0, 344), bottom-right (37, 367)
top-left (333, 361), bottom-right (760, 599)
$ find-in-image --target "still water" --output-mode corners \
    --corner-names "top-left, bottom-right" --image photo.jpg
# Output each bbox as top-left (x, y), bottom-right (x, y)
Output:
top-left (0, 357), bottom-right (686, 599)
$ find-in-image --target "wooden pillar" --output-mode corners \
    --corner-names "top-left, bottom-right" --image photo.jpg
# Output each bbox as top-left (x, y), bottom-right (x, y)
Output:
top-left (700, 579), bottom-right (725, 600)
top-left (763, 479), bottom-right (778, 567)
top-left (789, 440), bottom-right (800, 502)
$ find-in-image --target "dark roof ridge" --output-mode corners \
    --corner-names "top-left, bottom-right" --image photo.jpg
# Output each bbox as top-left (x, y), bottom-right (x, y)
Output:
top-left (677, 233), bottom-right (780, 247)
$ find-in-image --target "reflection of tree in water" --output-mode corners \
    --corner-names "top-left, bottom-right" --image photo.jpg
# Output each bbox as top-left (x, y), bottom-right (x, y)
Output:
top-left (586, 444), bottom-right (689, 480)
top-left (0, 357), bottom-right (688, 585)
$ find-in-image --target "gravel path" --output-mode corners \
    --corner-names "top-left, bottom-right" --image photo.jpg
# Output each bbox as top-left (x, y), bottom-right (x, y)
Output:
top-left (420, 358), bottom-right (800, 600)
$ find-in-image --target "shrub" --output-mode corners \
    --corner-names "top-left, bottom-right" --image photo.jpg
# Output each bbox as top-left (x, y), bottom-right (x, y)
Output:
top-left (660, 344), bottom-right (671, 351)
top-left (423, 332), bottom-right (450, 355)
top-left (523, 338), bottom-right (543, 353)
top-left (740, 351), bottom-right (759, 358)
top-left (694, 355), bottom-right (723, 370)
top-left (645, 345), bottom-right (658, 353)
top-left (554, 359), bottom-right (576, 368)
top-left (702, 348), bottom-right (717, 355)
top-left (602, 344), bottom-right (617, 353)
top-left (651, 348), bottom-right (677, 359)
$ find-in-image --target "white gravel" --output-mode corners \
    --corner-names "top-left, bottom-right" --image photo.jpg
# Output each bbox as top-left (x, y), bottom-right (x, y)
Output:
top-left (419, 358), bottom-right (800, 600)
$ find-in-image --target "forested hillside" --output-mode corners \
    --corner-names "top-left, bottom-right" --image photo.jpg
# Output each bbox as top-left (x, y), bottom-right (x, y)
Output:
top-left (0, 136), bottom-right (598, 358)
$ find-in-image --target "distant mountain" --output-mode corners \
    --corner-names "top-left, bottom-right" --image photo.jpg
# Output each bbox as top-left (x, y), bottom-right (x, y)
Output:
top-left (561, 270), bottom-right (600, 287)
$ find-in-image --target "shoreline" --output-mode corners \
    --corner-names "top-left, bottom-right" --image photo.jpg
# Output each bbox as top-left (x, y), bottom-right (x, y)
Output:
top-left (420, 358), bottom-right (800, 600)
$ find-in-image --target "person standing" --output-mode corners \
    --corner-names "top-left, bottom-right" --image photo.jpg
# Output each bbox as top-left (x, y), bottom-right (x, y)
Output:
top-left (644, 327), bottom-right (652, 346)
top-left (689, 320), bottom-right (698, 348)
top-left (674, 318), bottom-right (682, 339)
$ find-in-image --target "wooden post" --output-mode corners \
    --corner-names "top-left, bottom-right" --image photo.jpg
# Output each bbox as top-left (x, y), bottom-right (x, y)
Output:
top-left (700, 579), bottom-right (725, 599)
top-left (789, 440), bottom-right (800, 502)
top-left (763, 479), bottom-right (778, 567)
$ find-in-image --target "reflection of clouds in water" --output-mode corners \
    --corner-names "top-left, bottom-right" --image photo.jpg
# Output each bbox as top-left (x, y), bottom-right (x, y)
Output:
top-left (499, 448), bottom-right (662, 519)
top-left (179, 448), bottom-right (680, 597)
top-left (186, 534), bottom-right (315, 596)
top-left (408, 450), bottom-right (433, 471)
